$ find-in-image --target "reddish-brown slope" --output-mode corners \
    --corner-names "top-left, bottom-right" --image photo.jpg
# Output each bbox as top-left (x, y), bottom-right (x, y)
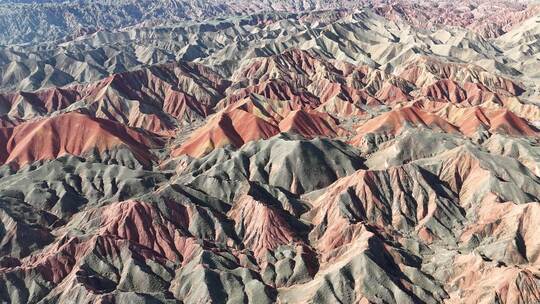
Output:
top-left (172, 109), bottom-right (280, 158)
top-left (98, 200), bottom-right (195, 262)
top-left (422, 79), bottom-right (467, 103)
top-left (0, 62), bottom-right (227, 135)
top-left (0, 87), bottom-right (82, 116)
top-left (278, 109), bottom-right (345, 138)
top-left (228, 194), bottom-right (298, 260)
top-left (421, 79), bottom-right (501, 105)
top-left (447, 255), bottom-right (540, 303)
top-left (451, 107), bottom-right (539, 137)
top-left (79, 64), bottom-right (223, 133)
top-left (351, 106), bottom-right (459, 141)
top-left (175, 98), bottom-right (352, 157)
top-left (0, 112), bottom-right (162, 167)
top-left (225, 79), bottom-right (321, 110)
top-left (374, 81), bottom-right (412, 103)
top-left (415, 101), bottom-right (540, 137)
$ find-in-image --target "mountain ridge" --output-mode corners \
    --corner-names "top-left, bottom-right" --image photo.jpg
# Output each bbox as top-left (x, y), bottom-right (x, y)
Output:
top-left (0, 1), bottom-right (539, 303)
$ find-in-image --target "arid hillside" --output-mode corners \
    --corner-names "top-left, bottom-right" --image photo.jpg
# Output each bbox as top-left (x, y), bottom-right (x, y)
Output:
top-left (0, 1), bottom-right (539, 303)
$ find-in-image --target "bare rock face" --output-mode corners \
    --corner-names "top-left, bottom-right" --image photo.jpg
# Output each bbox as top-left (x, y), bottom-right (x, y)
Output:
top-left (0, 1), bottom-right (539, 303)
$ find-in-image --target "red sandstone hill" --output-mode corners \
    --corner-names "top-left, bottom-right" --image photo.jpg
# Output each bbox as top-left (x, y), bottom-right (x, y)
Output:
top-left (0, 112), bottom-right (163, 167)
top-left (174, 99), bottom-right (347, 157)
top-left (449, 107), bottom-right (539, 137)
top-left (279, 109), bottom-right (346, 138)
top-left (172, 109), bottom-right (280, 157)
top-left (351, 106), bottom-right (460, 140)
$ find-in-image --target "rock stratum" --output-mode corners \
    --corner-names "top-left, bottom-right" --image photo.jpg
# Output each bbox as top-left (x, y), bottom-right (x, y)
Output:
top-left (0, 0), bottom-right (539, 303)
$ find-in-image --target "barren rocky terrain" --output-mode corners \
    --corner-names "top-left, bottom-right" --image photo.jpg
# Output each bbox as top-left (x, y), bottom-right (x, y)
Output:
top-left (0, 0), bottom-right (539, 303)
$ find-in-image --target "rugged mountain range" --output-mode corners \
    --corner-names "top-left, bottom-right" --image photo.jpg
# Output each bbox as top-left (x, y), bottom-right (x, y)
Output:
top-left (0, 0), bottom-right (539, 303)
top-left (0, 0), bottom-right (538, 45)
